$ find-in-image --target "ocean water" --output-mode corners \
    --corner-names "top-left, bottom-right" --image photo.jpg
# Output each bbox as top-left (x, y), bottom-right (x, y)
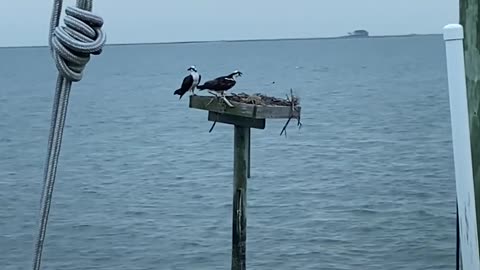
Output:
top-left (0, 35), bottom-right (456, 269)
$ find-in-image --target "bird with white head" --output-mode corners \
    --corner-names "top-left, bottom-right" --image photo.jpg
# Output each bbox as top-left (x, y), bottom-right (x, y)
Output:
top-left (174, 65), bottom-right (202, 99)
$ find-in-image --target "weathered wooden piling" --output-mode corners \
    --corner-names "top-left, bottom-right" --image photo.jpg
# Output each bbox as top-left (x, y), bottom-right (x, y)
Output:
top-left (247, 128), bottom-right (251, 178)
top-left (460, 0), bottom-right (480, 243)
top-left (232, 125), bottom-right (248, 270)
top-left (189, 94), bottom-right (300, 270)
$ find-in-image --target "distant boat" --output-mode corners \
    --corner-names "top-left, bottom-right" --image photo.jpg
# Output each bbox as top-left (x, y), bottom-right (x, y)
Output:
top-left (347, 30), bottom-right (369, 38)
top-left (336, 30), bottom-right (370, 39)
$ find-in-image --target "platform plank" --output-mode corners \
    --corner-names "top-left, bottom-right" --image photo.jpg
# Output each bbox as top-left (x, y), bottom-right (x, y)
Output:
top-left (189, 95), bottom-right (300, 119)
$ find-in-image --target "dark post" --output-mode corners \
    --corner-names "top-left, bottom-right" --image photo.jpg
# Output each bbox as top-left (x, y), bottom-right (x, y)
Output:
top-left (232, 125), bottom-right (248, 270)
top-left (460, 0), bottom-right (480, 242)
top-left (188, 95), bottom-right (301, 270)
top-left (246, 128), bottom-right (251, 178)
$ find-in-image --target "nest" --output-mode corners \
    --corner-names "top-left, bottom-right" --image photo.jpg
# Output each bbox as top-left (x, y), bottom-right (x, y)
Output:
top-left (210, 89), bottom-right (301, 137)
top-left (227, 91), bottom-right (300, 107)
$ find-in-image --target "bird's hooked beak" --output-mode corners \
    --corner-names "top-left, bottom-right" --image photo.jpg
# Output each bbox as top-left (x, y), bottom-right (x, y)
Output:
top-left (233, 70), bottom-right (242, 77)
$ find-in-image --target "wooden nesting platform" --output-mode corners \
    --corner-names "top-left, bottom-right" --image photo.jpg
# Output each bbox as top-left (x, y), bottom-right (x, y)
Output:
top-left (189, 94), bottom-right (301, 129)
top-left (188, 92), bottom-right (301, 270)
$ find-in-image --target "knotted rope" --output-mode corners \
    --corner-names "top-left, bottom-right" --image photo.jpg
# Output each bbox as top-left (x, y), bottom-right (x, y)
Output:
top-left (32, 1), bottom-right (105, 269)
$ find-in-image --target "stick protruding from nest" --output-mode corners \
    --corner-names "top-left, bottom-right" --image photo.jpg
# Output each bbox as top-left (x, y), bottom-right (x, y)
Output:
top-left (279, 88), bottom-right (302, 137)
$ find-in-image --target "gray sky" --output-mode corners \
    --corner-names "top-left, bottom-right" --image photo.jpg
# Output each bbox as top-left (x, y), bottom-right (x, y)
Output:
top-left (0, 0), bottom-right (459, 47)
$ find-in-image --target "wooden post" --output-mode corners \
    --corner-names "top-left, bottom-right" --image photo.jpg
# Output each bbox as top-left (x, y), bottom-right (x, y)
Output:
top-left (460, 0), bottom-right (480, 243)
top-left (188, 95), bottom-right (301, 270)
top-left (246, 128), bottom-right (251, 178)
top-left (232, 125), bottom-right (248, 270)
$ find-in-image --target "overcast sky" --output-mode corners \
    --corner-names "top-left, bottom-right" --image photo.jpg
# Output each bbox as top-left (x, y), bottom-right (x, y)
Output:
top-left (0, 0), bottom-right (459, 47)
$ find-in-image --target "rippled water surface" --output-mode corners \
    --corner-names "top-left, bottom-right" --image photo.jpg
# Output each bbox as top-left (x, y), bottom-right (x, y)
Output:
top-left (0, 35), bottom-right (456, 269)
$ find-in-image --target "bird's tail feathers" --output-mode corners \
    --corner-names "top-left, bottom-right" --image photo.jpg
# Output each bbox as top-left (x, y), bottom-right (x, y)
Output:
top-left (174, 89), bottom-right (185, 99)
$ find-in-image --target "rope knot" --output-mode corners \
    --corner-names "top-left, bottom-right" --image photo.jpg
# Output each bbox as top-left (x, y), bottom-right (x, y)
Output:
top-left (50, 5), bottom-right (106, 82)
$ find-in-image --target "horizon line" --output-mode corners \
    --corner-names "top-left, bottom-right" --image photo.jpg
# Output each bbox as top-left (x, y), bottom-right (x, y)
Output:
top-left (0, 33), bottom-right (441, 49)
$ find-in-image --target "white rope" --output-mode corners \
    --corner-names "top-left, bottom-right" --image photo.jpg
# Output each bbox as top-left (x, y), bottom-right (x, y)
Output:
top-left (32, 1), bottom-right (106, 269)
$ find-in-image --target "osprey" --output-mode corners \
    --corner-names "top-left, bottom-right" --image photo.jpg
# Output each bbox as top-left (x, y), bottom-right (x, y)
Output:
top-left (197, 70), bottom-right (242, 97)
top-left (173, 66), bottom-right (201, 99)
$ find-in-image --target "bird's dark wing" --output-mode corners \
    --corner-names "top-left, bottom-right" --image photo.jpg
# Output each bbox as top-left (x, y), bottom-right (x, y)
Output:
top-left (198, 76), bottom-right (236, 91)
top-left (181, 75), bottom-right (193, 90)
top-left (215, 78), bottom-right (236, 91)
top-left (198, 74), bottom-right (201, 85)
top-left (201, 79), bottom-right (217, 89)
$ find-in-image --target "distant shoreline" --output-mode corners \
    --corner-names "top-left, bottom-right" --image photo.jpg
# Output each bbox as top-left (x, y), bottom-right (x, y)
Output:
top-left (0, 33), bottom-right (441, 49)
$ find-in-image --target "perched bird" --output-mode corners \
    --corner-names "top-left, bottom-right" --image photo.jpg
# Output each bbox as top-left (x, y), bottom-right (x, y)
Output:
top-left (197, 70), bottom-right (242, 97)
top-left (173, 66), bottom-right (201, 99)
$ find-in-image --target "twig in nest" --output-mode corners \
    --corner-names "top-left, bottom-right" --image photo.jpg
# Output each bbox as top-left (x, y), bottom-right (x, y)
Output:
top-left (280, 88), bottom-right (302, 137)
top-left (280, 116), bottom-right (292, 137)
top-left (297, 113), bottom-right (303, 129)
top-left (209, 113), bottom-right (219, 133)
top-left (209, 120), bottom-right (217, 133)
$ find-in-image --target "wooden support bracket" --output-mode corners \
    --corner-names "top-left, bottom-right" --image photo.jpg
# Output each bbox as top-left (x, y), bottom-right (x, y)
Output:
top-left (208, 111), bottom-right (265, 130)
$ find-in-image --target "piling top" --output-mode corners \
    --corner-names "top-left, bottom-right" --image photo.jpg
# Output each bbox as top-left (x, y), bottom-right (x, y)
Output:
top-left (443, 24), bottom-right (464, 41)
top-left (189, 93), bottom-right (301, 120)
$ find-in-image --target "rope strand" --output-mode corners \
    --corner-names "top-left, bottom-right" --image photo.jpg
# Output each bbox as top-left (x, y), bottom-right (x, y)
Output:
top-left (32, 1), bottom-right (105, 269)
